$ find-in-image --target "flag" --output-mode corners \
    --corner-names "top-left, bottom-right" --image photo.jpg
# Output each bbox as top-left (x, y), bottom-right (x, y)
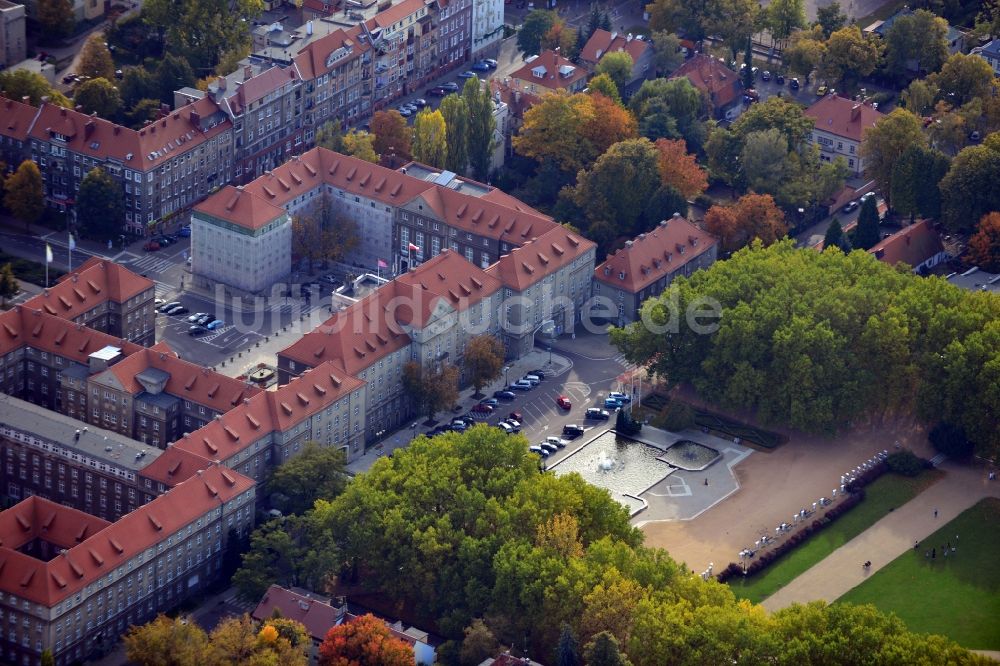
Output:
top-left (407, 243), bottom-right (420, 252)
top-left (45, 244), bottom-right (53, 264)
top-left (68, 233), bottom-right (76, 251)
top-left (377, 259), bottom-right (388, 269)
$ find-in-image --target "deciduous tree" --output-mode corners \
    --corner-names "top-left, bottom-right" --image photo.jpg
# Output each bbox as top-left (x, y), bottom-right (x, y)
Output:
top-left (316, 119), bottom-right (346, 152)
top-left (120, 66), bottom-right (159, 109)
top-left (729, 193), bottom-right (787, 250)
top-left (77, 168), bottom-right (125, 241)
top-left (412, 108), bottom-right (448, 168)
top-left (459, 619), bottom-right (499, 666)
top-left (932, 52), bottom-right (995, 106)
top-left (123, 614), bottom-right (209, 666)
top-left (318, 614), bottom-right (415, 666)
top-left (574, 138), bottom-right (661, 242)
top-left (232, 514), bottom-right (337, 601)
top-left (342, 131), bottom-right (379, 163)
top-left (403, 361), bottom-right (460, 420)
top-left (0, 263), bottom-right (18, 307)
top-left (654, 138), bottom-right (707, 198)
top-left (819, 25), bottom-right (882, 86)
top-left (939, 142), bottom-right (1000, 233)
top-left (292, 213), bottom-right (322, 272)
top-left (0, 70), bottom-right (70, 107)
top-left (967, 211), bottom-right (1000, 272)
top-left (440, 94), bottom-right (469, 173)
top-left (155, 54), bottom-right (196, 105)
top-left (78, 34), bottom-right (115, 81)
top-left (596, 52), bottom-right (634, 94)
top-left (783, 27), bottom-right (825, 83)
top-left (371, 110), bottom-right (412, 160)
top-left (815, 1), bottom-right (846, 37)
top-left (5, 160), bottom-right (44, 232)
top-left (462, 334), bottom-right (505, 397)
top-left (901, 78), bottom-right (936, 117)
top-left (143, 0), bottom-right (263, 72)
top-left (860, 108), bottom-right (926, 208)
top-left (37, 0), bottom-right (73, 41)
top-left (464, 78), bottom-right (496, 181)
top-left (513, 92), bottom-right (596, 173)
top-left (74, 78), bottom-right (122, 119)
top-left (581, 93), bottom-right (638, 156)
top-left (630, 77), bottom-right (706, 149)
top-left (650, 31), bottom-right (682, 75)
top-left (265, 442), bottom-right (348, 515)
top-left (890, 144), bottom-right (949, 222)
top-left (517, 10), bottom-right (557, 56)
top-left (766, 0), bottom-right (806, 46)
top-left (883, 9), bottom-right (948, 80)
top-left (587, 73), bottom-right (621, 105)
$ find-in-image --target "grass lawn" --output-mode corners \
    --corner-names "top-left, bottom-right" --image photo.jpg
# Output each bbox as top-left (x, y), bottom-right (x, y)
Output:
top-left (837, 498), bottom-right (1000, 650)
top-left (728, 469), bottom-right (942, 604)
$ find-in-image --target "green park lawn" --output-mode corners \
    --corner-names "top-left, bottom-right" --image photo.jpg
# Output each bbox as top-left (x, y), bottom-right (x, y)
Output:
top-left (728, 470), bottom-right (942, 604)
top-left (837, 497), bottom-right (1000, 650)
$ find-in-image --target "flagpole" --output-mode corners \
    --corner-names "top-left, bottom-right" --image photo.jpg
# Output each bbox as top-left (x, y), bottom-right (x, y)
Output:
top-left (68, 233), bottom-right (73, 273)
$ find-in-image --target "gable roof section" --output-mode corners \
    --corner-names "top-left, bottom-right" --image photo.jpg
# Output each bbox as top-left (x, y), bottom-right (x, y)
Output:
top-left (868, 220), bottom-right (945, 268)
top-left (580, 29), bottom-right (651, 66)
top-left (395, 249), bottom-right (502, 325)
top-left (0, 496), bottom-right (111, 552)
top-left (293, 24), bottom-right (368, 80)
top-left (367, 0), bottom-right (427, 31)
top-left (804, 95), bottom-right (884, 143)
top-left (0, 95), bottom-right (41, 141)
top-left (193, 185), bottom-right (288, 231)
top-left (486, 226), bottom-right (595, 292)
top-left (669, 54), bottom-right (742, 110)
top-left (26, 259), bottom-right (154, 321)
top-left (229, 66), bottom-right (300, 115)
top-left (253, 584), bottom-right (344, 641)
top-left (0, 306), bottom-right (143, 363)
top-left (138, 446), bottom-right (214, 488)
top-left (0, 464), bottom-right (253, 606)
top-left (594, 215), bottom-right (716, 293)
top-left (510, 50), bottom-right (589, 91)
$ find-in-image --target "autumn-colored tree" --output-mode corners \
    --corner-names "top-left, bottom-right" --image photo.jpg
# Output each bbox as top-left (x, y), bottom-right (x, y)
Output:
top-left (819, 25), bottom-right (882, 86)
top-left (208, 614), bottom-right (309, 666)
top-left (78, 34), bottom-right (116, 81)
top-left (581, 93), bottom-right (638, 157)
top-left (341, 130), bottom-right (379, 163)
top-left (462, 334), bottom-right (505, 397)
top-left (74, 78), bottom-right (123, 119)
top-left (459, 619), bottom-right (500, 666)
top-left (318, 614), bottom-right (415, 666)
top-left (123, 614), bottom-right (210, 666)
top-left (513, 92), bottom-right (596, 173)
top-left (37, 0), bottom-right (74, 40)
top-left (371, 110), bottom-right (412, 160)
top-left (5, 160), bottom-right (44, 232)
top-left (292, 213), bottom-right (323, 272)
top-left (412, 108), bottom-right (448, 168)
top-left (402, 361), bottom-right (460, 421)
top-left (596, 51), bottom-right (634, 93)
top-left (536, 513), bottom-right (584, 559)
top-left (541, 20), bottom-right (579, 59)
top-left (654, 138), bottom-right (708, 199)
top-left (704, 194), bottom-right (787, 252)
top-left (968, 212), bottom-right (1000, 272)
top-left (0, 263), bottom-right (18, 308)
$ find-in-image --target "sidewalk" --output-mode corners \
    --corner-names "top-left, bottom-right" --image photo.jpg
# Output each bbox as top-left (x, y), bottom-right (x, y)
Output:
top-left (761, 461), bottom-right (1000, 611)
top-left (346, 348), bottom-right (572, 474)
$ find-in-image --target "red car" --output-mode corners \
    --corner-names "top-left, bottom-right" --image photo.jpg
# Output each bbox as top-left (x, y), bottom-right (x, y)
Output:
top-left (143, 241), bottom-right (160, 252)
top-left (508, 411), bottom-right (522, 422)
top-left (471, 403), bottom-right (494, 414)
top-left (556, 396), bottom-right (571, 410)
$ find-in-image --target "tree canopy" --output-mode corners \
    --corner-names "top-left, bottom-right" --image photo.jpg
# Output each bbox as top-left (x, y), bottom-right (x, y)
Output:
top-left (142, 0), bottom-right (263, 73)
top-left (77, 167), bottom-right (125, 242)
top-left (611, 240), bottom-right (1000, 456)
top-left (371, 110), bottom-right (412, 161)
top-left (413, 108), bottom-right (448, 169)
top-left (318, 614), bottom-right (415, 666)
top-left (860, 108), bottom-right (927, 208)
top-left (462, 334), bottom-right (505, 397)
top-left (939, 137), bottom-right (1000, 233)
top-left (0, 70), bottom-right (71, 107)
top-left (265, 442), bottom-right (348, 516)
top-left (968, 212), bottom-right (1000, 272)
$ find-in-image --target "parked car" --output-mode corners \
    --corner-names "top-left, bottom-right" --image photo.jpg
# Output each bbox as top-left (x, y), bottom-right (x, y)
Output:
top-left (842, 200), bottom-right (860, 213)
top-left (457, 71), bottom-right (478, 79)
top-left (206, 319), bottom-right (225, 330)
top-left (166, 305), bottom-right (188, 316)
top-left (188, 325), bottom-right (207, 336)
top-left (562, 424), bottom-right (585, 439)
top-left (603, 397), bottom-right (623, 409)
top-left (456, 415), bottom-right (476, 426)
top-left (397, 106), bottom-right (412, 117)
top-left (177, 226), bottom-right (191, 237)
top-left (494, 390), bottom-right (516, 400)
top-left (483, 58), bottom-right (498, 68)
top-left (761, 70), bottom-right (771, 81)
top-left (481, 397), bottom-right (499, 407)
top-left (154, 298), bottom-right (165, 307)
top-left (608, 391), bottom-right (631, 403)
top-left (776, 73), bottom-right (785, 85)
top-left (427, 86), bottom-right (448, 96)
top-left (497, 422), bottom-right (514, 434)
top-left (472, 403), bottom-right (495, 414)
top-left (158, 301), bottom-right (181, 313)
top-left (539, 442), bottom-right (559, 454)
top-left (441, 81), bottom-right (460, 92)
top-left (196, 313), bottom-right (213, 325)
top-left (472, 60), bottom-right (491, 72)
top-left (527, 369), bottom-right (546, 380)
top-left (585, 408), bottom-right (610, 420)
top-left (523, 374), bottom-right (542, 383)
top-left (969, 130), bottom-right (982, 142)
top-left (412, 98), bottom-right (428, 107)
top-left (520, 375), bottom-right (539, 386)
top-left (508, 411), bottom-right (522, 422)
top-left (186, 312), bottom-right (208, 323)
top-left (509, 380), bottom-right (533, 391)
top-left (817, 83), bottom-right (829, 95)
top-left (449, 420), bottom-right (468, 432)
top-left (789, 77), bottom-right (800, 90)
top-left (143, 241), bottom-right (161, 252)
top-left (545, 436), bottom-right (568, 448)
top-left (321, 274), bottom-right (339, 285)
top-left (528, 445), bottom-right (550, 458)
top-left (556, 395), bottom-right (572, 410)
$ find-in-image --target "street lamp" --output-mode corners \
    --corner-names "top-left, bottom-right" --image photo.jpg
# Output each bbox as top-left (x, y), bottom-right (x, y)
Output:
top-left (503, 365), bottom-right (510, 386)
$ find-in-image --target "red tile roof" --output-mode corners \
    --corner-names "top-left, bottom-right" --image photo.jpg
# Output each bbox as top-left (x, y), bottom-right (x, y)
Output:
top-left (293, 24), bottom-right (368, 80)
top-left (486, 226), bottom-right (595, 291)
top-left (394, 249), bottom-right (503, 325)
top-left (670, 54), bottom-right (742, 110)
top-left (0, 306), bottom-right (143, 363)
top-left (252, 585), bottom-right (343, 641)
top-left (25, 259), bottom-right (154, 321)
top-left (594, 216), bottom-right (717, 293)
top-left (868, 219), bottom-right (945, 268)
top-left (96, 347), bottom-right (261, 414)
top-left (28, 98), bottom-right (231, 172)
top-left (579, 29), bottom-right (651, 67)
top-left (804, 95), bottom-right (884, 142)
top-left (0, 95), bottom-right (40, 141)
top-left (0, 496), bottom-right (111, 553)
top-left (228, 66), bottom-right (301, 116)
top-left (367, 0), bottom-right (428, 30)
top-left (511, 50), bottom-right (589, 92)
top-left (193, 185), bottom-right (289, 231)
top-left (138, 446), bottom-right (214, 488)
top-left (489, 79), bottom-right (541, 121)
top-left (0, 464), bottom-right (253, 606)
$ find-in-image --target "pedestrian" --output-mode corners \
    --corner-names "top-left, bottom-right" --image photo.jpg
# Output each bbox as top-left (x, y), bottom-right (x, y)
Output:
top-left (704, 478), bottom-right (708, 486)
top-left (914, 540), bottom-right (919, 550)
top-left (947, 541), bottom-right (951, 550)
top-left (934, 507), bottom-right (938, 518)
top-left (932, 548), bottom-right (936, 559)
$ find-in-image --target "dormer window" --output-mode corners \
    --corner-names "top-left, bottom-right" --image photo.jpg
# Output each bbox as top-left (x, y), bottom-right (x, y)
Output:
top-left (618, 271), bottom-right (626, 280)
top-left (604, 267), bottom-right (611, 276)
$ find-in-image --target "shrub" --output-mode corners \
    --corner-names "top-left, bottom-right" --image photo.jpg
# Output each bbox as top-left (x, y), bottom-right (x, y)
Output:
top-left (656, 400), bottom-right (695, 432)
top-left (886, 449), bottom-right (923, 477)
top-left (928, 421), bottom-right (974, 460)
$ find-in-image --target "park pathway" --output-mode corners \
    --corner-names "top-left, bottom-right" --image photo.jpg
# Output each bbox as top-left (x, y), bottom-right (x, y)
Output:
top-left (761, 461), bottom-right (1000, 611)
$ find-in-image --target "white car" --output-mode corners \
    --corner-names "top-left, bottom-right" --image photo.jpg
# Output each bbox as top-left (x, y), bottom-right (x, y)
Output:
top-left (608, 391), bottom-right (632, 403)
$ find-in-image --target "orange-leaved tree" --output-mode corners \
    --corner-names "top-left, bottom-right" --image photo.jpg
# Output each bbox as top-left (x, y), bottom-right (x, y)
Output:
top-left (704, 193), bottom-right (788, 253)
top-left (654, 138), bottom-right (708, 199)
top-left (968, 211), bottom-right (1000, 272)
top-left (370, 110), bottom-right (412, 161)
top-left (318, 614), bottom-right (415, 666)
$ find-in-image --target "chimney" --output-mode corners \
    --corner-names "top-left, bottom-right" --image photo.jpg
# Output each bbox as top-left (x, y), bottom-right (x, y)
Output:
top-left (244, 65), bottom-right (252, 80)
top-left (21, 96), bottom-right (29, 105)
top-left (84, 120), bottom-right (95, 139)
top-left (851, 104), bottom-right (861, 120)
top-left (190, 110), bottom-right (201, 126)
top-left (113, 126), bottom-right (120, 135)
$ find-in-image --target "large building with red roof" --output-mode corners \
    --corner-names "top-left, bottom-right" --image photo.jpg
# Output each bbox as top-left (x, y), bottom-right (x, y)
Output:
top-left (868, 220), bottom-right (948, 273)
top-left (804, 95), bottom-right (884, 175)
top-left (592, 215), bottom-right (717, 324)
top-left (510, 50), bottom-right (589, 96)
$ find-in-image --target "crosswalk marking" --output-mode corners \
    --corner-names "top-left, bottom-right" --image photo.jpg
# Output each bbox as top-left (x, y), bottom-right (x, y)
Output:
top-left (613, 353), bottom-right (637, 371)
top-left (126, 254), bottom-right (177, 274)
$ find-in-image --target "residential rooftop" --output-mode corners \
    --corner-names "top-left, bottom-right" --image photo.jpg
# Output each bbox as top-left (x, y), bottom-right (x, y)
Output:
top-left (804, 95), bottom-right (884, 143)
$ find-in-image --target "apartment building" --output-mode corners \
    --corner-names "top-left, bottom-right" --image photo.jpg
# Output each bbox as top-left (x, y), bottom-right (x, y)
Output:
top-left (592, 215), bottom-right (718, 324)
top-left (436, 0), bottom-right (473, 72)
top-left (278, 250), bottom-right (501, 440)
top-left (486, 226), bottom-right (596, 357)
top-left (0, 393), bottom-right (159, 521)
top-left (0, 0), bottom-right (25, 69)
top-left (23, 258), bottom-right (156, 346)
top-left (191, 184), bottom-right (293, 294)
top-left (510, 51), bottom-right (589, 96)
top-left (366, 0), bottom-right (440, 105)
top-left (0, 464), bottom-right (254, 666)
top-left (470, 0), bottom-right (502, 58)
top-left (0, 97), bottom-right (36, 171)
top-left (23, 97), bottom-right (232, 235)
top-left (804, 95), bottom-right (884, 175)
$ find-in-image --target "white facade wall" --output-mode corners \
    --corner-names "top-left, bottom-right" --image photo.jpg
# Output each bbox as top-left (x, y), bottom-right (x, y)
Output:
top-left (471, 0), bottom-right (503, 57)
top-left (191, 212), bottom-right (291, 293)
top-left (324, 184), bottom-right (395, 274)
top-left (810, 129), bottom-right (864, 175)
